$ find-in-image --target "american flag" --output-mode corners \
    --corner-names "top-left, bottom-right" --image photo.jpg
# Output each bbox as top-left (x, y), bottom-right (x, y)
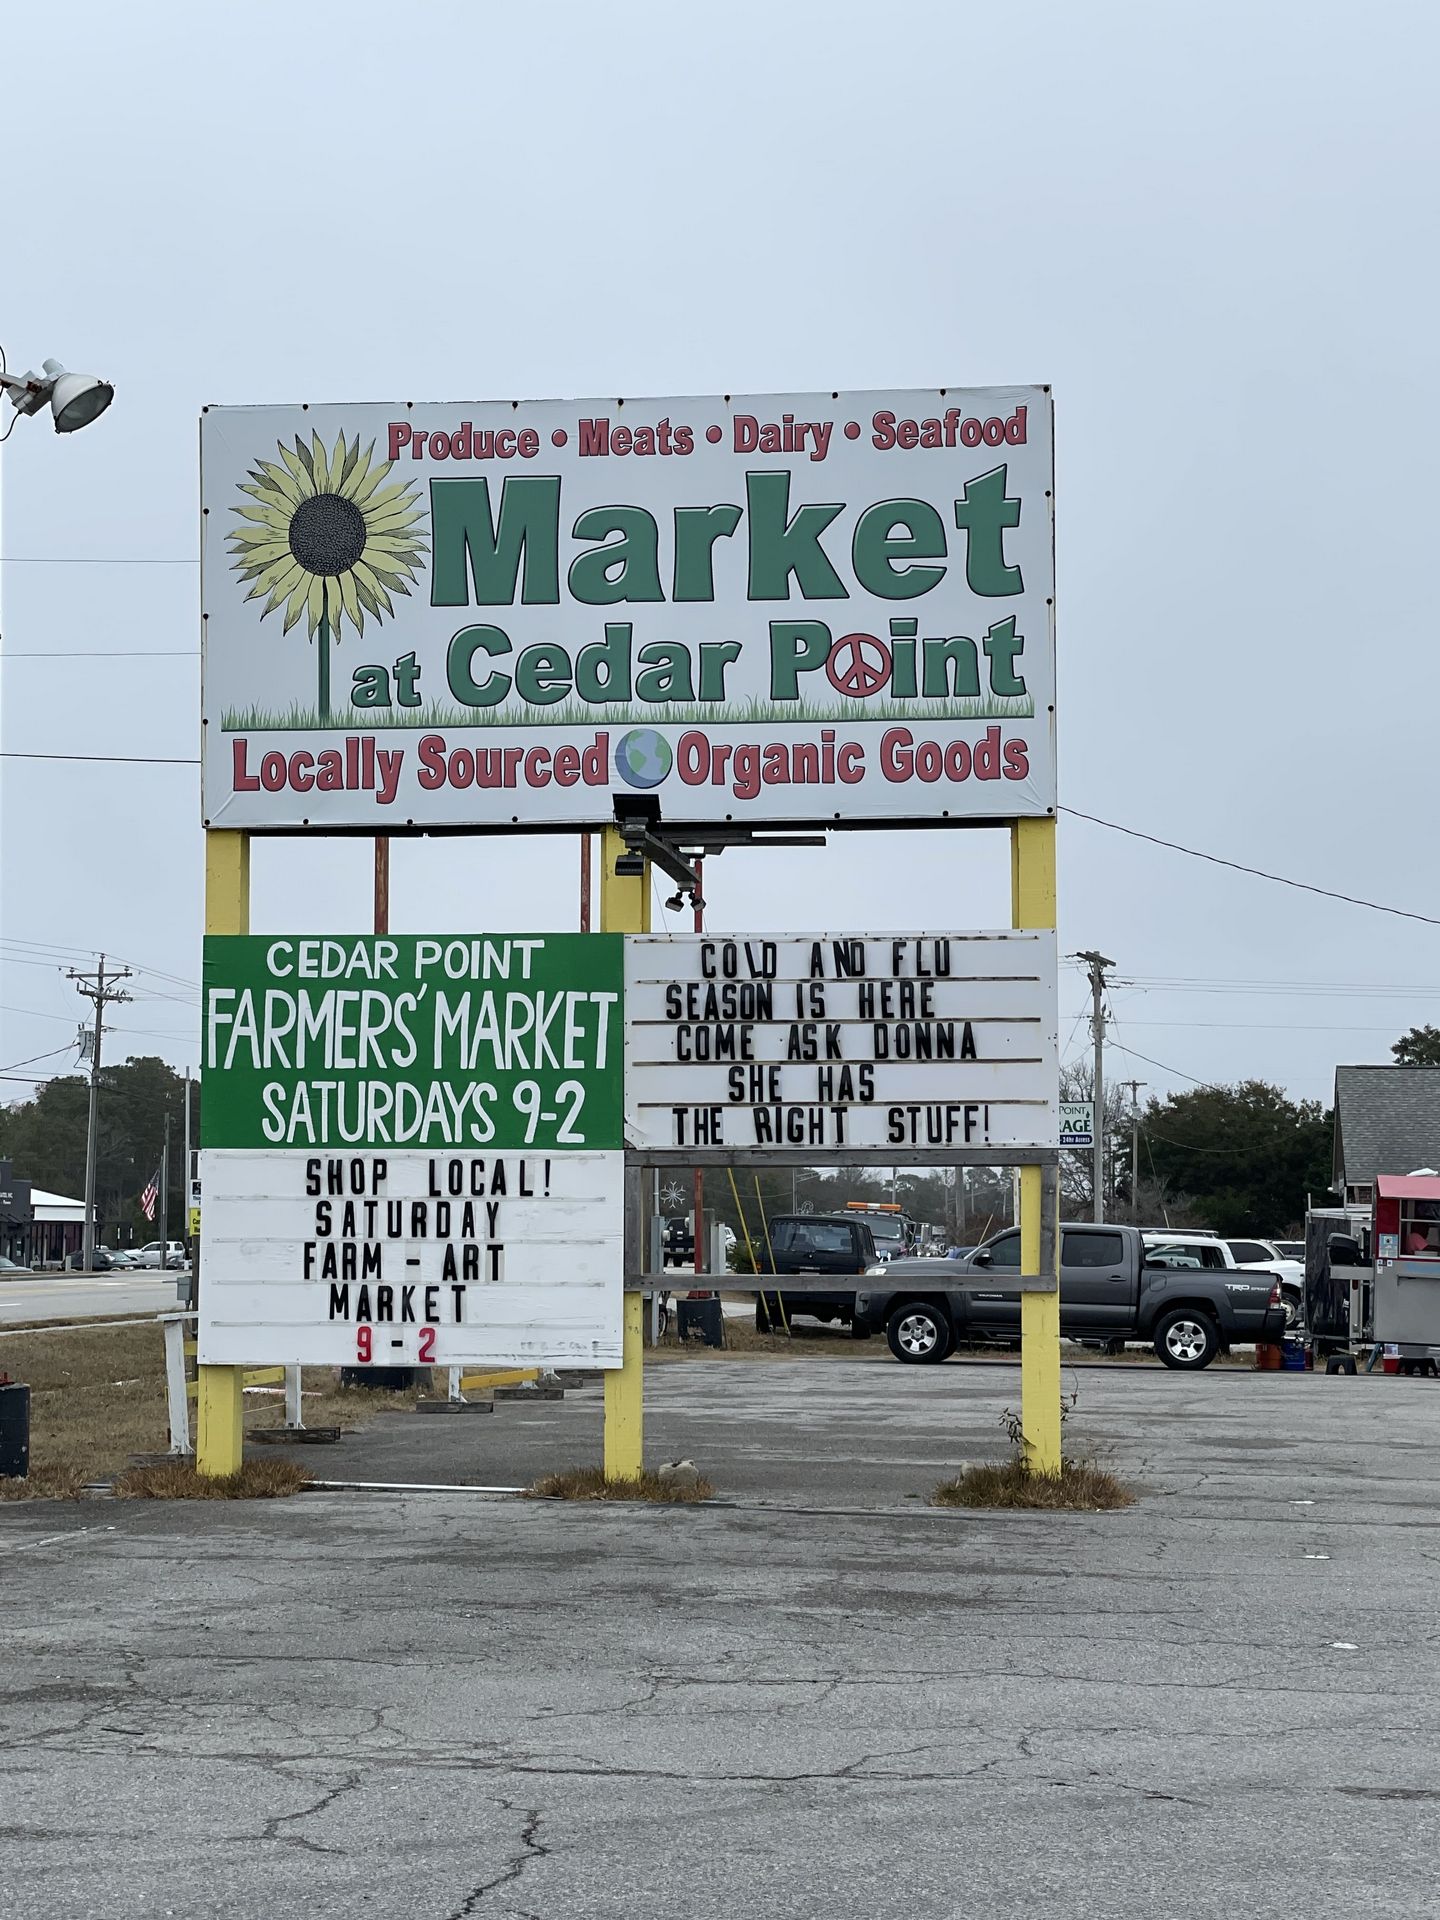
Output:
top-left (139, 1169), bottom-right (160, 1223)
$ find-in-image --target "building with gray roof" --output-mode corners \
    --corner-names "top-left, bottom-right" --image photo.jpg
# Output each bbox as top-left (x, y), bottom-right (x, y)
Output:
top-left (1333, 1066), bottom-right (1440, 1206)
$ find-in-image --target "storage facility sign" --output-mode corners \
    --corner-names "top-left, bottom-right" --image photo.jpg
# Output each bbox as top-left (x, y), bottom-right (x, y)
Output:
top-left (624, 931), bottom-right (1058, 1155)
top-left (1059, 1100), bottom-right (1094, 1147)
top-left (198, 933), bottom-right (624, 1367)
top-left (201, 387), bottom-right (1054, 831)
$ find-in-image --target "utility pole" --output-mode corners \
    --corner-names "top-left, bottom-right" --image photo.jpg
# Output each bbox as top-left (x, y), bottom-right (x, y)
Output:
top-left (692, 860), bottom-right (705, 1284)
top-left (65, 954), bottom-right (132, 1272)
top-left (1075, 952), bottom-right (1113, 1223)
top-left (183, 1068), bottom-right (193, 1259)
top-left (1123, 1078), bottom-right (1146, 1221)
top-left (159, 1112), bottom-right (171, 1266)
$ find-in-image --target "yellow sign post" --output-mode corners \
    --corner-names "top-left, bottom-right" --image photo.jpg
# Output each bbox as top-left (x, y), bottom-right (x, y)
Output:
top-left (599, 825), bottom-right (648, 1482)
top-left (196, 829), bottom-right (249, 1476)
top-left (1012, 816), bottom-right (1062, 1473)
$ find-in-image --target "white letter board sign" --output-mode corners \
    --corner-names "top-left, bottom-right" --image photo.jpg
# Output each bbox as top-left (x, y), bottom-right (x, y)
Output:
top-left (623, 931), bottom-right (1057, 1155)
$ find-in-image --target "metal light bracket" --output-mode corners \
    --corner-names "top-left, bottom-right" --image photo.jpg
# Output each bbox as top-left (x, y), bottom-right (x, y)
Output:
top-left (612, 796), bottom-right (829, 910)
top-left (612, 797), bottom-right (704, 905)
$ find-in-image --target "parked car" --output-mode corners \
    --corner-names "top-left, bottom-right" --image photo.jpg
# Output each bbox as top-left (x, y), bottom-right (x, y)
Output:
top-left (1141, 1231), bottom-right (1303, 1328)
top-left (857, 1223), bottom-right (1286, 1368)
top-left (0, 1254), bottom-right (26, 1273)
top-left (1223, 1239), bottom-right (1306, 1320)
top-left (108, 1248), bottom-right (142, 1268)
top-left (752, 1214), bottom-right (878, 1331)
top-left (662, 1217), bottom-right (694, 1267)
top-left (136, 1240), bottom-right (187, 1269)
top-left (67, 1247), bottom-right (115, 1271)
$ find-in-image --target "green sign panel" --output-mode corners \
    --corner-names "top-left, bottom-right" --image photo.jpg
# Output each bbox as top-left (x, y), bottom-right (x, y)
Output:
top-left (202, 934), bottom-right (623, 1152)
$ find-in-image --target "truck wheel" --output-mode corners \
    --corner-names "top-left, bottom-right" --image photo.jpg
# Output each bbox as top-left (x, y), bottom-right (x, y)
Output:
top-left (1281, 1288), bottom-right (1303, 1332)
top-left (886, 1302), bottom-right (952, 1364)
top-left (1154, 1310), bottom-right (1219, 1370)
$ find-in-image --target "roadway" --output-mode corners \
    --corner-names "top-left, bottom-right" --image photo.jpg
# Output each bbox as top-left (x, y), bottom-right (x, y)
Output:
top-left (2, 1363), bottom-right (1434, 1918)
top-left (0, 1270), bottom-right (181, 1326)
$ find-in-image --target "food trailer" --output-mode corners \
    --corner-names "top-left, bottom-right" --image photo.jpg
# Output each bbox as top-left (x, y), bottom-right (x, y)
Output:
top-left (1369, 1173), bottom-right (1440, 1375)
top-left (1305, 1176), bottom-right (1440, 1376)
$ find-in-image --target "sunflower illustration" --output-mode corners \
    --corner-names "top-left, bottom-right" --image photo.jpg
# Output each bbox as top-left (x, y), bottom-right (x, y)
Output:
top-left (228, 430), bottom-right (428, 724)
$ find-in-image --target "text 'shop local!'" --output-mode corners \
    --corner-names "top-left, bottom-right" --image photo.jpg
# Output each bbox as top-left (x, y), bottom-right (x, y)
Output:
top-left (201, 388), bottom-right (1055, 830)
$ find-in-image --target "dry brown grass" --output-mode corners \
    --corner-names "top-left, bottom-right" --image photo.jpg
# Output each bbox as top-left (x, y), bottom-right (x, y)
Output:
top-left (0, 1320), bottom-right (172, 1492)
top-left (526, 1465), bottom-right (715, 1503)
top-left (0, 1316), bottom-right (441, 1497)
top-left (114, 1460), bottom-right (313, 1499)
top-left (0, 1463), bottom-right (89, 1501)
top-left (648, 1300), bottom-right (873, 1362)
top-left (933, 1458), bottom-right (1136, 1511)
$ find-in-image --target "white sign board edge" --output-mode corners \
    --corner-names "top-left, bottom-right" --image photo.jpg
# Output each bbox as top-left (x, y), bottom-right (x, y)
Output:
top-left (623, 929), bottom-right (1058, 1155)
top-left (196, 1147), bottom-right (623, 1368)
top-left (201, 386), bottom-right (1055, 832)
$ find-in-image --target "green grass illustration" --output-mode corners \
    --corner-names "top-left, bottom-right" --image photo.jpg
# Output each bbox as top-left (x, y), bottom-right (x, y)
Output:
top-left (221, 692), bottom-right (1036, 732)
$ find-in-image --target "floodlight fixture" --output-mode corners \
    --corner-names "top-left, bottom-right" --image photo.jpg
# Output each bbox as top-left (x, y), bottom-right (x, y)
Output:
top-left (0, 353), bottom-right (114, 437)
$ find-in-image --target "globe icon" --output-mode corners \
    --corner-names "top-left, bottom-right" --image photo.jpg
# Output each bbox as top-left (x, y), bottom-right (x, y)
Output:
top-left (615, 728), bottom-right (673, 789)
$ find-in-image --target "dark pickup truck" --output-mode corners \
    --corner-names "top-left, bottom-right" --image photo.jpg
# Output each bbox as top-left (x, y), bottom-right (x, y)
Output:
top-left (855, 1222), bottom-right (1286, 1369)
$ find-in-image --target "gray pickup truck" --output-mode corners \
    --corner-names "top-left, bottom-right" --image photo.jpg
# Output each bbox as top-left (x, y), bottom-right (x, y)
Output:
top-left (855, 1222), bottom-right (1285, 1369)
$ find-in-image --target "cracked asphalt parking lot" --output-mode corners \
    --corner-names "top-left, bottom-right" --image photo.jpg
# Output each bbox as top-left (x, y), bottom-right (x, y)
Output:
top-left (2, 1358), bottom-right (1438, 1919)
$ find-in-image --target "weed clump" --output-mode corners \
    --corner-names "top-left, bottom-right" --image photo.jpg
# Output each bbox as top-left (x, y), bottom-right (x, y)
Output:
top-left (933, 1458), bottom-right (1134, 1511)
top-left (932, 1396), bottom-right (1134, 1511)
top-left (114, 1460), bottom-right (314, 1499)
top-left (526, 1466), bottom-right (713, 1503)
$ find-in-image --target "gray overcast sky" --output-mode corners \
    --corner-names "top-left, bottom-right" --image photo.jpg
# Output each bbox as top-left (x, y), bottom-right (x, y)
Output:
top-left (2, 0), bottom-right (1436, 1114)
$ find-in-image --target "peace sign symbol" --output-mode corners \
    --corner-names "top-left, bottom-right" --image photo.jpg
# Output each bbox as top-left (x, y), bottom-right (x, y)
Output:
top-left (826, 632), bottom-right (892, 698)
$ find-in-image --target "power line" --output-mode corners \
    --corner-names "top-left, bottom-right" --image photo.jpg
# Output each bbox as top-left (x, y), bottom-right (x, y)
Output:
top-left (1107, 1035), bottom-right (1208, 1088)
top-left (1115, 974), bottom-right (1440, 999)
top-left (1061, 806), bottom-right (1440, 929)
top-left (107, 954), bottom-right (201, 992)
top-left (0, 1042), bottom-right (74, 1074)
top-left (1110, 1016), bottom-right (1404, 1034)
top-left (0, 938), bottom-right (200, 993)
top-left (1102, 992), bottom-right (1210, 1090)
top-left (0, 935), bottom-right (112, 961)
top-left (1143, 1129), bottom-right (1240, 1155)
top-left (1, 650), bottom-right (197, 659)
top-left (0, 751), bottom-right (200, 765)
top-left (0, 954), bottom-right (102, 976)
top-left (0, 1002), bottom-right (193, 1044)
top-left (1061, 1003), bottom-right (1088, 1057)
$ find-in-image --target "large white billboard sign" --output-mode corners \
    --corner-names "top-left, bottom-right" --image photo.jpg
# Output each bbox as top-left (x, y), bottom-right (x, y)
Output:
top-left (624, 932), bottom-right (1058, 1154)
top-left (201, 388), bottom-right (1054, 831)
